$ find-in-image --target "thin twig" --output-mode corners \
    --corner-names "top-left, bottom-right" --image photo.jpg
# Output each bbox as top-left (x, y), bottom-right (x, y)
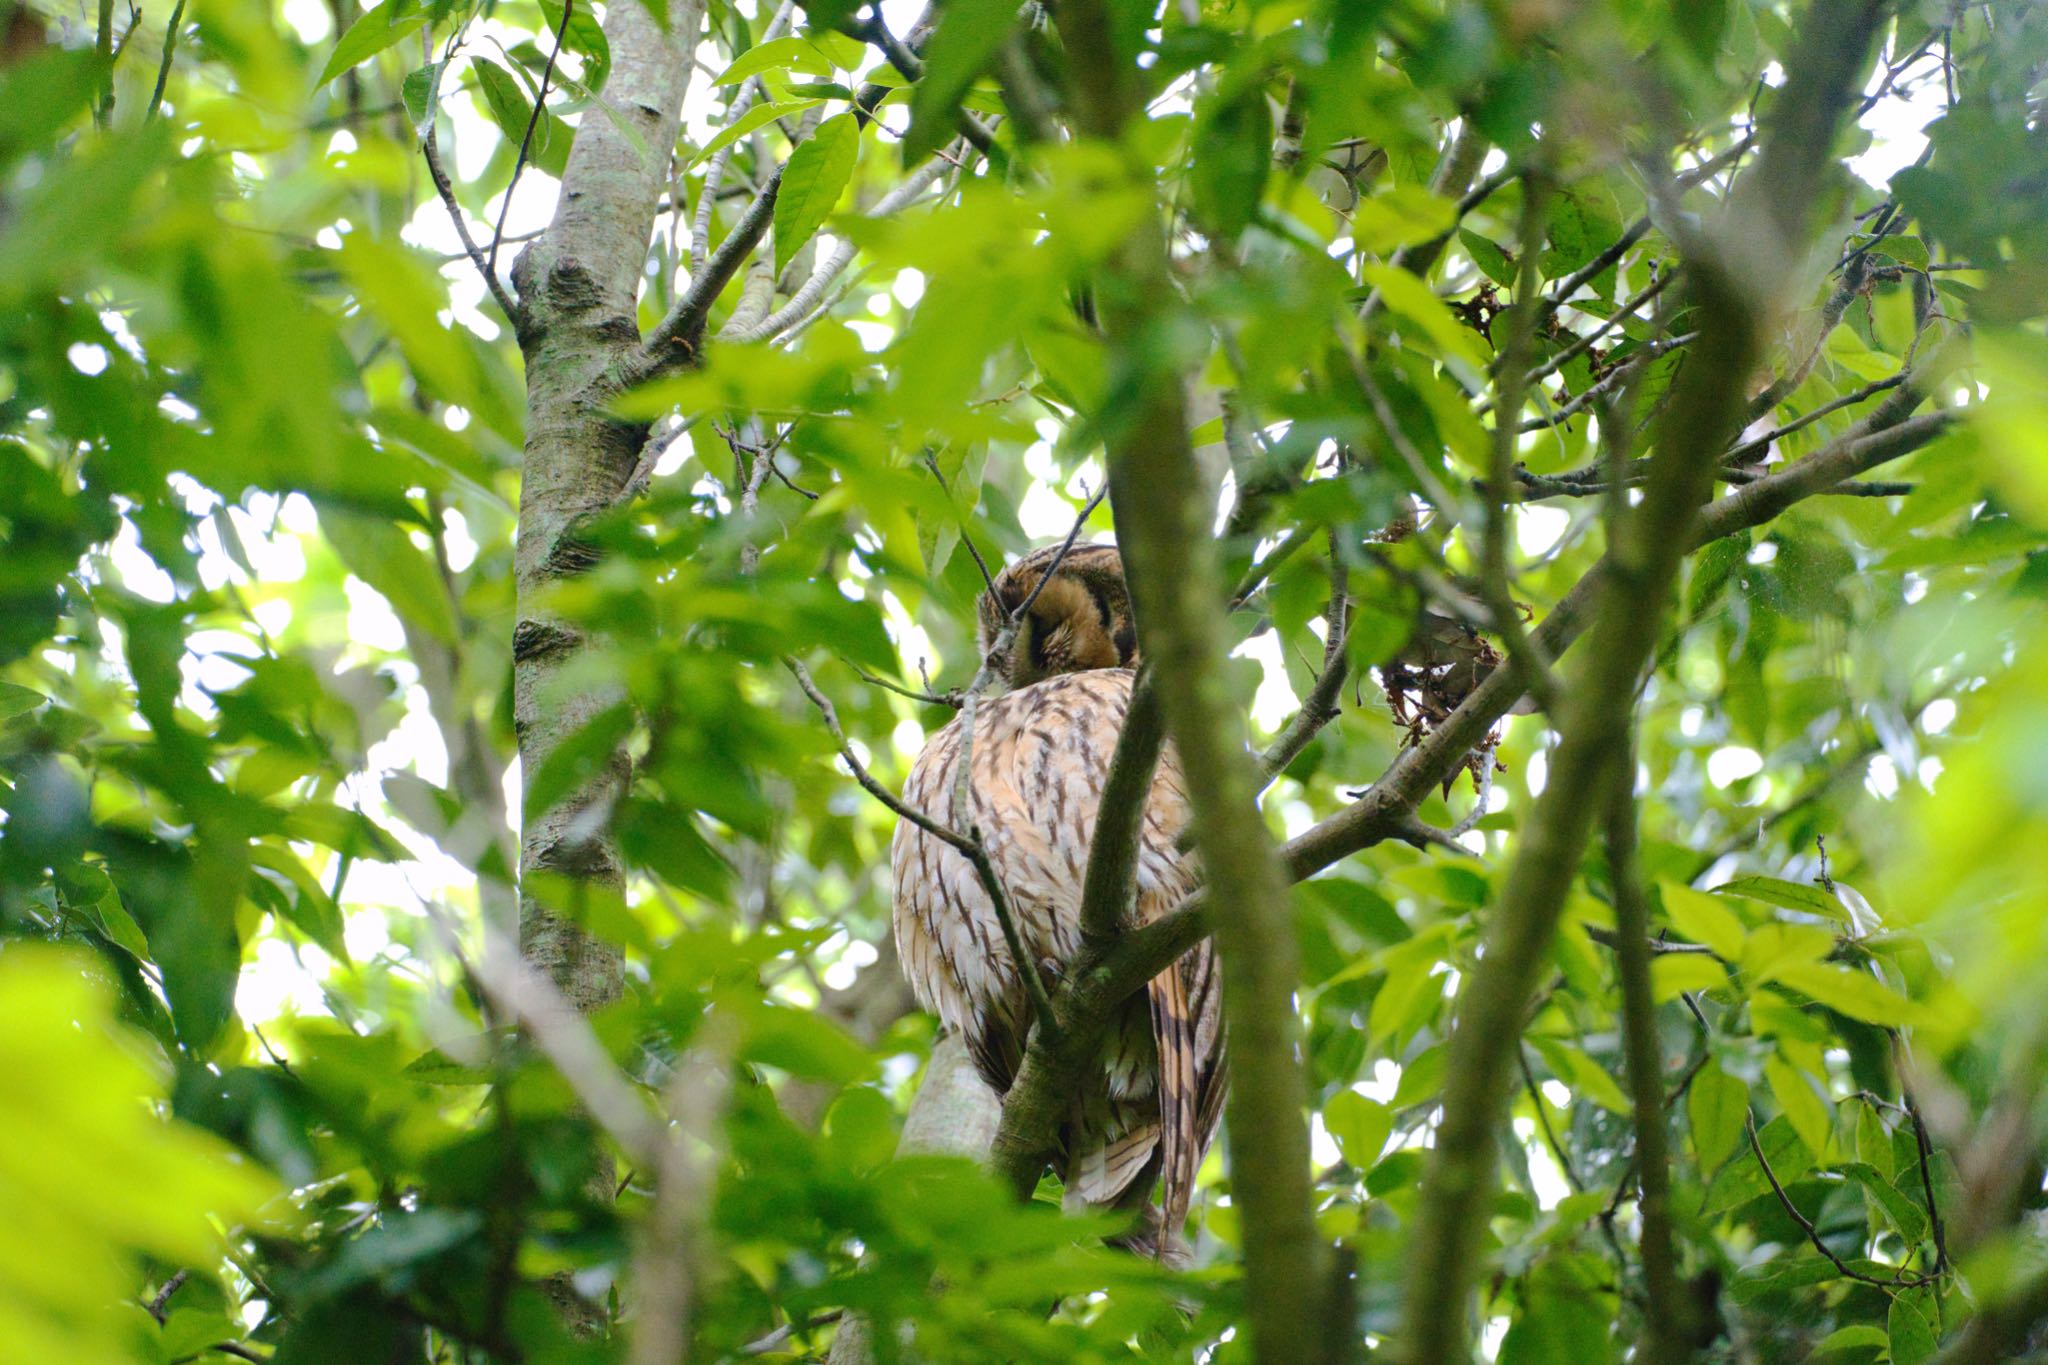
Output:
top-left (1517, 1045), bottom-right (1585, 1193)
top-left (1745, 1109), bottom-right (1939, 1290)
top-left (1516, 271), bottom-right (1675, 392)
top-left (922, 450), bottom-right (997, 596)
top-left (145, 0), bottom-right (187, 121)
top-left (487, 0), bottom-right (575, 283)
top-left (144, 1269), bottom-right (190, 1323)
top-left (1517, 333), bottom-right (1698, 433)
top-left (849, 663), bottom-right (962, 708)
top-left (423, 122), bottom-right (522, 323)
top-left (1257, 533), bottom-right (1352, 783)
top-left (1724, 371), bottom-right (1906, 464)
top-left (1227, 523), bottom-right (1314, 610)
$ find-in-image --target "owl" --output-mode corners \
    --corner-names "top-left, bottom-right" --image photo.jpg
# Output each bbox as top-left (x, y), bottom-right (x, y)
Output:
top-left (891, 542), bottom-right (1226, 1258)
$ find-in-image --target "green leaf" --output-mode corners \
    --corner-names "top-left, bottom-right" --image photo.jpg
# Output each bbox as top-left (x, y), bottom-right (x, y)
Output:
top-left (1359, 264), bottom-right (1489, 373)
top-left (1459, 228), bottom-right (1514, 287)
top-left (539, 0), bottom-right (611, 90)
top-left (1532, 1038), bottom-right (1632, 1117)
top-left (1688, 1061), bottom-right (1748, 1174)
top-left (246, 845), bottom-right (349, 961)
top-left (0, 681), bottom-right (47, 719)
top-left (317, 504), bottom-right (459, 645)
top-left (1888, 1290), bottom-right (1938, 1365)
top-left (1651, 953), bottom-right (1728, 1002)
top-left (1854, 1099), bottom-right (1893, 1179)
top-left (1391, 1043), bottom-right (1448, 1109)
top-left (1189, 82), bottom-right (1273, 241)
top-left (91, 890), bottom-right (152, 962)
top-left (712, 35), bottom-right (837, 86)
top-left (903, 0), bottom-right (1017, 163)
top-left (1660, 881), bottom-right (1746, 959)
top-left (400, 62), bottom-right (441, 132)
top-left (158, 1308), bottom-right (241, 1359)
top-left (299, 1209), bottom-right (484, 1300)
top-left (524, 702), bottom-right (636, 821)
top-left (1739, 923), bottom-right (1835, 986)
top-left (0, 950), bottom-right (276, 1362)
top-left (1323, 1090), bottom-right (1392, 1169)
top-left (1687, 531), bottom-right (1750, 619)
top-left (1840, 1161), bottom-right (1929, 1243)
top-left (823, 1086), bottom-right (898, 1169)
top-left (745, 1001), bottom-right (878, 1083)
top-left (1811, 1324), bottom-right (1889, 1356)
top-left (1367, 955), bottom-right (1445, 1043)
top-left (1348, 186), bottom-right (1456, 256)
top-left (775, 114), bottom-right (859, 277)
top-left (318, 0), bottom-right (432, 87)
top-left (472, 57), bottom-right (534, 148)
top-left (1714, 874), bottom-right (1846, 921)
top-left (692, 98), bottom-right (825, 165)
top-left (1701, 1113), bottom-right (1812, 1218)
top-left (1765, 1051), bottom-right (1831, 1160)
top-left (1770, 959), bottom-right (1916, 1026)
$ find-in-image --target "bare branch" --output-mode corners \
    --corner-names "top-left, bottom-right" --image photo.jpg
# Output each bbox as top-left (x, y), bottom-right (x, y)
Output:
top-left (631, 170), bottom-right (785, 383)
top-left (423, 122), bottom-right (522, 324)
top-left (1518, 332), bottom-right (1698, 433)
top-left (721, 155), bottom-right (956, 345)
top-left (1257, 537), bottom-right (1351, 783)
top-left (145, 0), bottom-right (187, 121)
top-left (1076, 667), bottom-right (1165, 947)
top-left (1516, 270), bottom-right (1675, 393)
top-left (488, 0), bottom-right (576, 284)
top-left (1603, 742), bottom-right (1692, 1357)
top-left (692, 0), bottom-right (798, 266)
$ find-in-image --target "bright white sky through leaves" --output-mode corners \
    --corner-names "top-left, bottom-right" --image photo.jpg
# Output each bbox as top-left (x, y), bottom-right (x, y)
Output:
top-left (197, 4), bottom-right (1950, 1035)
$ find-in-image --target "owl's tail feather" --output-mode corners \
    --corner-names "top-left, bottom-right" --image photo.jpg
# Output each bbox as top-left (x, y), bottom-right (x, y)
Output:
top-left (1146, 964), bottom-right (1201, 1251)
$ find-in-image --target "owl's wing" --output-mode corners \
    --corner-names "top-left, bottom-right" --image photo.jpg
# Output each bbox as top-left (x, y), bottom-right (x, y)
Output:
top-left (1146, 963), bottom-right (1201, 1239)
top-left (1138, 747), bottom-right (1220, 1241)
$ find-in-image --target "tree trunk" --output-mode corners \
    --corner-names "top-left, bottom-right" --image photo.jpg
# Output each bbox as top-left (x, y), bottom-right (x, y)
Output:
top-left (509, 0), bottom-right (704, 1010)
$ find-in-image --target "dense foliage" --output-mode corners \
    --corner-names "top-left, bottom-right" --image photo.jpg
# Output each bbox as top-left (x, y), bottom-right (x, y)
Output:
top-left (4, 0), bottom-right (2048, 1360)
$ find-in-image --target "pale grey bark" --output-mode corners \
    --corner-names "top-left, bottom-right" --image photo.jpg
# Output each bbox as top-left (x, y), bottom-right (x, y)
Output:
top-left (825, 1033), bottom-right (1001, 1365)
top-left (509, 0), bottom-right (705, 1010)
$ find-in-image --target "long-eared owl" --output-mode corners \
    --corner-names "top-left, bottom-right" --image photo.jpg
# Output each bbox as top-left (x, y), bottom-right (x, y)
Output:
top-left (891, 541), bottom-right (1226, 1256)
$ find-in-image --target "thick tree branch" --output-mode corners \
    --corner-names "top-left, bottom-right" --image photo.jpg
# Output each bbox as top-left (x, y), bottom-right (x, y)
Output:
top-left (1482, 178), bottom-right (1562, 713)
top-left (1603, 744), bottom-right (1691, 1358)
top-left (630, 169), bottom-right (784, 384)
top-left (1058, 2), bottom-right (1323, 1354)
top-left (1076, 667), bottom-right (1164, 947)
top-left (1400, 7), bottom-right (1891, 1357)
top-left (984, 391), bottom-right (1955, 1219)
